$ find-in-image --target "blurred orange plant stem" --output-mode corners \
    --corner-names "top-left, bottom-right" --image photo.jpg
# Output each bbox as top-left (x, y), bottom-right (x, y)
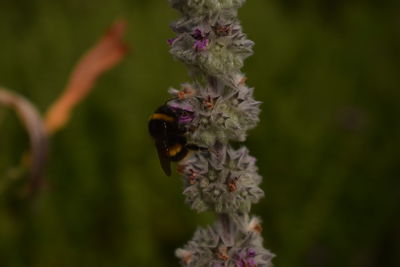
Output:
top-left (45, 19), bottom-right (128, 134)
top-left (0, 19), bottom-right (129, 196)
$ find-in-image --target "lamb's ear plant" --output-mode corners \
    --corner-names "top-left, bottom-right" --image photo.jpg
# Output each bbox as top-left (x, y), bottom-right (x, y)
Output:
top-left (162, 1), bottom-right (275, 266)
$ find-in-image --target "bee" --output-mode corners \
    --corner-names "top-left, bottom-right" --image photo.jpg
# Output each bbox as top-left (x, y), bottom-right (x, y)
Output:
top-left (148, 103), bottom-right (199, 176)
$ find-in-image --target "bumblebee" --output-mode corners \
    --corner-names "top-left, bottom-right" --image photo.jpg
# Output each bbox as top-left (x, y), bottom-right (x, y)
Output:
top-left (148, 104), bottom-right (198, 176)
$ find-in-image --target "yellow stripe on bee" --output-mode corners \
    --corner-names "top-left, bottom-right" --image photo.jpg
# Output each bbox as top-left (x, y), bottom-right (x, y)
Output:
top-left (168, 143), bottom-right (182, 157)
top-left (150, 113), bottom-right (175, 122)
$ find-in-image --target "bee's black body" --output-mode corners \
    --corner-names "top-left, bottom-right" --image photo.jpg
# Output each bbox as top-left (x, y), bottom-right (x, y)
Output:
top-left (148, 105), bottom-right (194, 176)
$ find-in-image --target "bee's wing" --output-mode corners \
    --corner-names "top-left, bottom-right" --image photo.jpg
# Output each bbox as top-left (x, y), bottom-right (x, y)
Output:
top-left (155, 121), bottom-right (172, 176)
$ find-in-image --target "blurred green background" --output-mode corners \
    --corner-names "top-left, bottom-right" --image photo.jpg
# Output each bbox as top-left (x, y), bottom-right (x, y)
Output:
top-left (0, 0), bottom-right (399, 266)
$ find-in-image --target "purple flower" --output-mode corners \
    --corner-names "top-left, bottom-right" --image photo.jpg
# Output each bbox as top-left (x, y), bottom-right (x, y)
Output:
top-left (247, 258), bottom-right (257, 266)
top-left (168, 103), bottom-right (195, 124)
top-left (193, 38), bottom-right (209, 51)
top-left (191, 28), bottom-right (209, 51)
top-left (178, 111), bottom-right (195, 124)
top-left (247, 248), bottom-right (256, 258)
top-left (192, 29), bottom-right (204, 40)
top-left (167, 37), bottom-right (177, 45)
top-left (235, 248), bottom-right (257, 267)
top-left (236, 259), bottom-right (257, 267)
